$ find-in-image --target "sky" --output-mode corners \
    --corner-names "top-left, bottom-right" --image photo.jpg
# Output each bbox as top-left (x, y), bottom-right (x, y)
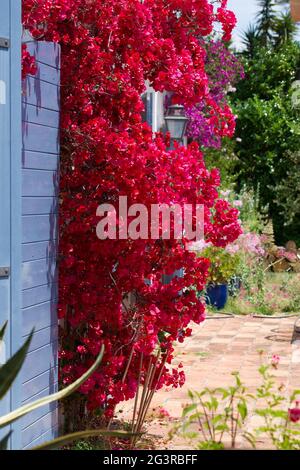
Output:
top-left (227, 0), bottom-right (298, 50)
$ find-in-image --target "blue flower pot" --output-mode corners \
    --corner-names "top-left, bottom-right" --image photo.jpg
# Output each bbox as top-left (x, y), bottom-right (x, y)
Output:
top-left (206, 284), bottom-right (228, 310)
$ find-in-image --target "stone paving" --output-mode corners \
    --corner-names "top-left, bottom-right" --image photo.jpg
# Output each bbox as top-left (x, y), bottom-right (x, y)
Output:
top-left (117, 315), bottom-right (300, 450)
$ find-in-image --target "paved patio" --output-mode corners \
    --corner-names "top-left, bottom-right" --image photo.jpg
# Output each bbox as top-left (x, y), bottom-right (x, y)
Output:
top-left (117, 315), bottom-right (300, 449)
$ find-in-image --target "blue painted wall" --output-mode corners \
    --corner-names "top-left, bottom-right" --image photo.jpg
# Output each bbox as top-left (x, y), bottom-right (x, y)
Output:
top-left (0, 0), bottom-right (22, 449)
top-left (19, 41), bottom-right (60, 449)
top-left (0, 4), bottom-right (60, 450)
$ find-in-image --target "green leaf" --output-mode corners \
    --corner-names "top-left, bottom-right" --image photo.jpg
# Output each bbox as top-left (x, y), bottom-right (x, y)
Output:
top-left (211, 415), bottom-right (222, 425)
top-left (0, 345), bottom-right (104, 429)
top-left (189, 413), bottom-right (202, 422)
top-left (238, 401), bottom-right (248, 421)
top-left (0, 329), bottom-right (34, 400)
top-left (232, 372), bottom-right (242, 387)
top-left (215, 424), bottom-right (229, 432)
top-left (217, 388), bottom-right (230, 399)
top-left (243, 431), bottom-right (256, 449)
top-left (183, 432), bottom-right (199, 440)
top-left (182, 422), bottom-right (191, 433)
top-left (290, 390), bottom-right (300, 401)
top-left (211, 396), bottom-right (219, 411)
top-left (0, 431), bottom-right (12, 450)
top-left (246, 393), bottom-right (256, 400)
top-left (0, 322), bottom-right (8, 341)
top-left (31, 429), bottom-right (134, 451)
top-left (198, 440), bottom-right (224, 450)
top-left (268, 409), bottom-right (288, 419)
top-left (255, 408), bottom-right (287, 420)
top-left (254, 409), bottom-right (267, 417)
top-left (182, 404), bottom-right (197, 417)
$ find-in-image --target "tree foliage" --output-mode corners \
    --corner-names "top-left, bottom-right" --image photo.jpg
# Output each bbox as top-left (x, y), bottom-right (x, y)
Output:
top-left (232, 7), bottom-right (300, 244)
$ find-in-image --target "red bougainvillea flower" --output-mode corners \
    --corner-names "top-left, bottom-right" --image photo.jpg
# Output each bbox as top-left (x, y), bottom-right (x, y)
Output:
top-left (271, 354), bottom-right (280, 369)
top-left (22, 0), bottom-right (240, 416)
top-left (22, 43), bottom-right (37, 79)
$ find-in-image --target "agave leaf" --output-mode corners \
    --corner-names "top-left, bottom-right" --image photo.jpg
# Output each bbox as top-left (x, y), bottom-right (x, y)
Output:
top-left (0, 345), bottom-right (104, 429)
top-left (0, 330), bottom-right (34, 400)
top-left (0, 322), bottom-right (8, 341)
top-left (31, 429), bottom-right (134, 451)
top-left (0, 431), bottom-right (12, 450)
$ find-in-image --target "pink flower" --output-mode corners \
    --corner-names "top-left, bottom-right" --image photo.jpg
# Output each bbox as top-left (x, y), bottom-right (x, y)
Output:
top-left (276, 248), bottom-right (297, 262)
top-left (225, 243), bottom-right (239, 255)
top-left (289, 402), bottom-right (300, 423)
top-left (226, 232), bottom-right (265, 258)
top-left (271, 354), bottom-right (280, 368)
top-left (220, 190), bottom-right (231, 198)
top-left (277, 248), bottom-right (286, 258)
top-left (158, 407), bottom-right (170, 418)
top-left (285, 252), bottom-right (297, 262)
top-left (233, 200), bottom-right (243, 208)
top-left (189, 240), bottom-right (211, 252)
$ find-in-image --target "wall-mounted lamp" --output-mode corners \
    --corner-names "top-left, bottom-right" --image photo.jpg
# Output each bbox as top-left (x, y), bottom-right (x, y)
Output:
top-left (164, 104), bottom-right (189, 143)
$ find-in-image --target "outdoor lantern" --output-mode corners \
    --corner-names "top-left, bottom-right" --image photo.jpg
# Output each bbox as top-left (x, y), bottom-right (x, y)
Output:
top-left (291, 68), bottom-right (300, 110)
top-left (164, 104), bottom-right (189, 142)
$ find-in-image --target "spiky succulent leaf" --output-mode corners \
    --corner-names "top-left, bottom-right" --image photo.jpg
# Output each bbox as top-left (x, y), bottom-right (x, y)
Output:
top-left (32, 429), bottom-right (134, 450)
top-left (0, 322), bottom-right (8, 342)
top-left (0, 345), bottom-right (104, 429)
top-left (0, 431), bottom-right (12, 450)
top-left (0, 330), bottom-right (34, 400)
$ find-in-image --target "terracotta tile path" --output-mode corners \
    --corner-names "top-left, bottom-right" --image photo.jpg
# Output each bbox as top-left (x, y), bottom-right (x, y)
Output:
top-left (117, 315), bottom-right (300, 450)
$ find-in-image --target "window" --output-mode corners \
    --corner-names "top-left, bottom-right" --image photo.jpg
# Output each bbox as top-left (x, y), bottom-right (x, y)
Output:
top-left (141, 91), bottom-right (153, 128)
top-left (142, 82), bottom-right (166, 134)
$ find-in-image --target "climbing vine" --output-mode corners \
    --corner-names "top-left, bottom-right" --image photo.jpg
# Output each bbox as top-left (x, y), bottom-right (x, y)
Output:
top-left (22, 0), bottom-right (241, 418)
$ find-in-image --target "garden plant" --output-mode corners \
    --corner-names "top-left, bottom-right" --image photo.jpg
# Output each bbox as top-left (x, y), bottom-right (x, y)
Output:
top-left (174, 355), bottom-right (300, 450)
top-left (21, 0), bottom-right (241, 426)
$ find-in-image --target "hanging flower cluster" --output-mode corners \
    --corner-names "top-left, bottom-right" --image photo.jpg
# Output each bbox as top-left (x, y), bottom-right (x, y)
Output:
top-left (22, 43), bottom-right (37, 80)
top-left (187, 40), bottom-right (244, 148)
top-left (22, 0), bottom-right (241, 416)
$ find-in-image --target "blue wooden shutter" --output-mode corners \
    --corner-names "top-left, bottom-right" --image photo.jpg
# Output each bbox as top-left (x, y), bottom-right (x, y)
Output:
top-left (19, 41), bottom-right (61, 449)
top-left (0, 5), bottom-right (60, 450)
top-left (0, 0), bottom-right (22, 449)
